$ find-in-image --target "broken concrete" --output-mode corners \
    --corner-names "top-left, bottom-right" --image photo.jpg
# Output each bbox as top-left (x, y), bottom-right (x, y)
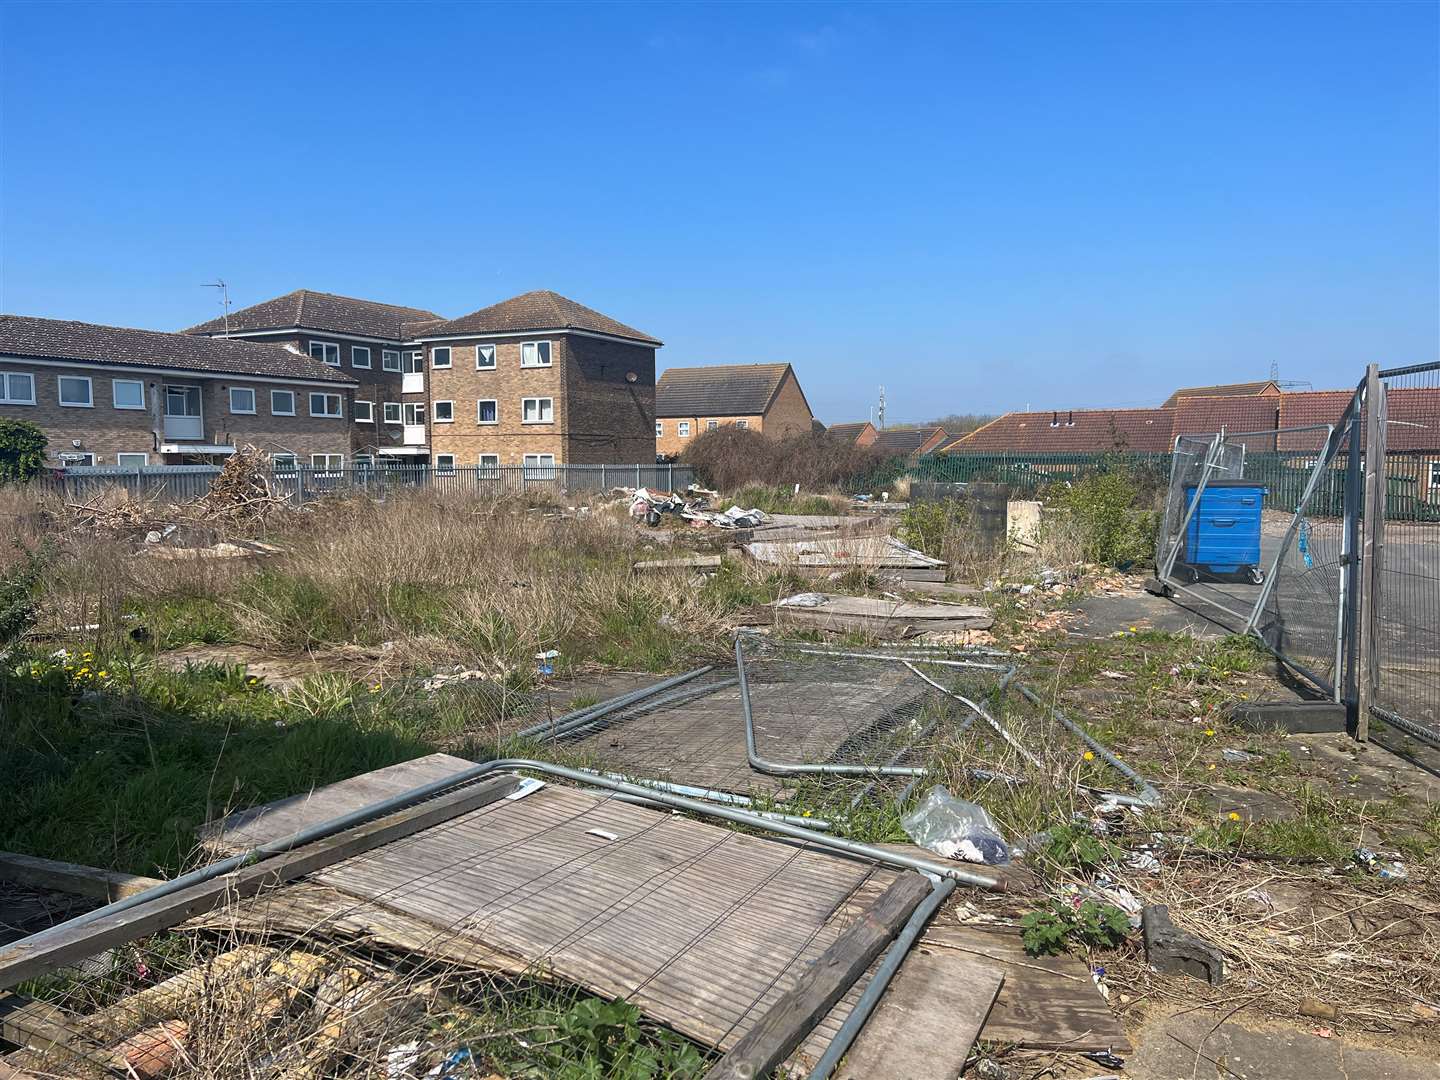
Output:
top-left (1143, 904), bottom-right (1224, 986)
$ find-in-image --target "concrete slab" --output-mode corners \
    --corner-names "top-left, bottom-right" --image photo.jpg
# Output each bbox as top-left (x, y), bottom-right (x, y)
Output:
top-left (1067, 588), bottom-right (1235, 641)
top-left (1126, 1009), bottom-right (1438, 1080)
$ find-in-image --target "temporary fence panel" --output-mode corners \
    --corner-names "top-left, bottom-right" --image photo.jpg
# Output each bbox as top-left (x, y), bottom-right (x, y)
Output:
top-left (1368, 361), bottom-right (1440, 745)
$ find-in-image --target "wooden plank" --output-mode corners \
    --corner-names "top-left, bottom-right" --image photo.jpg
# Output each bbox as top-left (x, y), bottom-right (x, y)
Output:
top-left (0, 774), bottom-right (520, 991)
top-left (1356, 362), bottom-right (1386, 742)
top-left (921, 924), bottom-right (1129, 1053)
top-left (834, 947), bottom-right (1003, 1080)
top-left (634, 554), bottom-right (723, 571)
top-left (705, 872), bottom-right (933, 1080)
top-left (0, 853), bottom-right (163, 903)
top-left (0, 993), bottom-right (128, 1075)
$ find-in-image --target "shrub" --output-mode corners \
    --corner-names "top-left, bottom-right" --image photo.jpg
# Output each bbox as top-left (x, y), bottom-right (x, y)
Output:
top-left (1044, 468), bottom-right (1158, 568)
top-left (0, 542), bottom-right (46, 648)
top-left (681, 426), bottom-right (898, 493)
top-left (0, 418), bottom-right (47, 482)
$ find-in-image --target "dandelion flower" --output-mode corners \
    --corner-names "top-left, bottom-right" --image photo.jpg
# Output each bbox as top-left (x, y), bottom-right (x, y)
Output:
top-left (1203, 728), bottom-right (1215, 737)
top-left (1227, 811), bottom-right (1241, 822)
top-left (1083, 751), bottom-right (1095, 761)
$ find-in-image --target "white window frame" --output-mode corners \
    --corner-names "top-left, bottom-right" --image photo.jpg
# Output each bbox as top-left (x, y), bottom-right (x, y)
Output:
top-left (433, 400), bottom-right (455, 423)
top-left (353, 453), bottom-right (374, 472)
top-left (309, 341), bottom-right (341, 367)
top-left (475, 344), bottom-right (496, 370)
top-left (402, 351), bottom-right (424, 374)
top-left (0, 372), bottom-right (36, 405)
top-left (112, 379), bottom-right (145, 410)
top-left (476, 399), bottom-right (498, 425)
top-left (479, 453), bottom-right (500, 478)
top-left (228, 387), bottom-right (257, 415)
top-left (311, 453), bottom-right (345, 472)
top-left (402, 402), bottom-right (426, 426)
top-left (435, 454), bottom-right (456, 476)
top-left (271, 453), bottom-right (298, 473)
top-left (270, 389), bottom-right (296, 416)
top-left (431, 346), bottom-right (452, 369)
top-left (678, 421), bottom-right (691, 438)
top-left (57, 375), bottom-right (94, 408)
top-left (58, 451), bottom-right (96, 466)
top-left (523, 452), bottom-right (556, 479)
top-left (383, 401), bottom-right (402, 425)
top-left (354, 399), bottom-right (375, 423)
top-left (1430, 461), bottom-right (1440, 488)
top-left (351, 345), bottom-right (371, 369)
top-left (521, 397), bottom-right (554, 424)
top-left (309, 392), bottom-right (344, 418)
top-left (656, 421), bottom-right (664, 437)
top-left (116, 452), bottom-right (149, 468)
top-left (382, 349), bottom-right (401, 372)
top-left (706, 420), bottom-right (719, 431)
top-left (735, 419), bottom-right (748, 429)
top-left (520, 341), bottom-right (552, 368)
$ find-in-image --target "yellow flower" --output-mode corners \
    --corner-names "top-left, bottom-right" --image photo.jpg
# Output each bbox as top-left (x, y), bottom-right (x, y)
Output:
top-left (1203, 728), bottom-right (1215, 737)
top-left (370, 683), bottom-right (382, 693)
top-left (1083, 751), bottom-right (1095, 761)
top-left (1206, 763), bottom-right (1216, 771)
top-left (1128, 626), bottom-right (1138, 633)
top-left (97, 670), bottom-right (108, 678)
top-left (1227, 812), bottom-right (1241, 822)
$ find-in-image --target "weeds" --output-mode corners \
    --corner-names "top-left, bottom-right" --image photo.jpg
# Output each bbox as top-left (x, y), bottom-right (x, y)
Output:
top-left (1020, 900), bottom-right (1131, 956)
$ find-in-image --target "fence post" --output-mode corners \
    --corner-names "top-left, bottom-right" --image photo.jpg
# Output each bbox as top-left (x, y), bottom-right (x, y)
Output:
top-left (1355, 363), bottom-right (1387, 742)
top-left (666, 464), bottom-right (673, 491)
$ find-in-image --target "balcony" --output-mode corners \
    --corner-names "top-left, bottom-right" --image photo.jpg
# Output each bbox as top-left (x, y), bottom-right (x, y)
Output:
top-left (162, 415), bottom-right (203, 440)
top-left (402, 372), bottom-right (424, 394)
top-left (402, 425), bottom-right (426, 446)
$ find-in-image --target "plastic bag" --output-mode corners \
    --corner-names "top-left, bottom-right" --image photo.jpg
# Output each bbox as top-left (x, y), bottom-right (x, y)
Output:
top-left (902, 785), bottom-right (1011, 865)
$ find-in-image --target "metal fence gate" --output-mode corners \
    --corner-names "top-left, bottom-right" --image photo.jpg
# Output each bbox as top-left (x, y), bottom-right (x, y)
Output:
top-left (1156, 362), bottom-right (1440, 747)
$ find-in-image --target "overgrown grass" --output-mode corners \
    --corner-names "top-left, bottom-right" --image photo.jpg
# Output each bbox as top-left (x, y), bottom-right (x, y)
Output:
top-left (726, 484), bottom-right (848, 516)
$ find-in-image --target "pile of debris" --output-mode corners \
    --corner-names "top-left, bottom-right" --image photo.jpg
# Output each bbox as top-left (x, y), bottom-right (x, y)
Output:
top-left (626, 486), bottom-right (769, 529)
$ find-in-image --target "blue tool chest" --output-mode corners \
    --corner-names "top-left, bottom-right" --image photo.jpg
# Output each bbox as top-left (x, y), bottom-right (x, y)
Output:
top-left (1181, 481), bottom-right (1266, 580)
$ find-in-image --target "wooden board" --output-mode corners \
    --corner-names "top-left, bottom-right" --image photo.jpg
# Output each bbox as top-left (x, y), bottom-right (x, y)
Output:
top-left (772, 594), bottom-right (994, 635)
top-left (834, 946), bottom-right (1004, 1080)
top-left (745, 536), bottom-right (945, 570)
top-left (921, 924), bottom-right (1130, 1053)
top-left (0, 853), bottom-right (162, 903)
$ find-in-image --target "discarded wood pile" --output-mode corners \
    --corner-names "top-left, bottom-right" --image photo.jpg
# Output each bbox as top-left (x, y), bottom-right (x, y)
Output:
top-left (772, 592), bottom-right (994, 636)
top-left (745, 535), bottom-right (947, 580)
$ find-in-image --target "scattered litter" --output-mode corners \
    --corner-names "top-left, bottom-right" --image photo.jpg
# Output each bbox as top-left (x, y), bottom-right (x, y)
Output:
top-left (1097, 670), bottom-right (1130, 680)
top-left (585, 828), bottom-right (620, 842)
top-left (625, 487), bottom-right (769, 529)
top-left (420, 668), bottom-right (488, 691)
top-left (1313, 1026), bottom-right (1334, 1039)
top-left (1299, 996), bottom-right (1339, 1020)
top-left (1221, 748), bottom-right (1261, 764)
top-left (145, 524), bottom-right (178, 544)
top-left (973, 1061), bottom-right (1009, 1080)
top-left (505, 777), bottom-right (546, 801)
top-left (1125, 850), bottom-right (1161, 874)
top-left (387, 1041), bottom-right (422, 1077)
top-left (1090, 964), bottom-right (1110, 1000)
top-left (774, 592), bottom-right (830, 608)
top-left (1352, 847), bottom-right (1408, 881)
top-left (902, 786), bottom-right (1011, 865)
top-left (1239, 888), bottom-right (1273, 910)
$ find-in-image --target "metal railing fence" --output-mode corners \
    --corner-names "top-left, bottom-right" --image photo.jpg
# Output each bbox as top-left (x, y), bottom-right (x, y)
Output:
top-left (40, 463), bottom-right (695, 506)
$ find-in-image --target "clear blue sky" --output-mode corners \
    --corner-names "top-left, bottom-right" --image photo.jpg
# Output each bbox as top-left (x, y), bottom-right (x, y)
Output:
top-left (2, 1), bottom-right (1435, 424)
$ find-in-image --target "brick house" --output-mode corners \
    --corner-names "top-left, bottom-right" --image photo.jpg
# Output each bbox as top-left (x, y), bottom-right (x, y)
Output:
top-left (0, 315), bottom-right (355, 468)
top-left (869, 425), bottom-right (951, 459)
top-left (186, 290), bottom-right (443, 469)
top-left (654, 363), bottom-right (814, 459)
top-left (825, 421), bottom-right (878, 447)
top-left (414, 291), bottom-right (661, 474)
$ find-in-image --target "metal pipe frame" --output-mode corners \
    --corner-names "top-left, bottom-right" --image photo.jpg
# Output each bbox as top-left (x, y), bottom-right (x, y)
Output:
top-left (514, 666), bottom-right (713, 740)
top-left (1158, 431), bottom-right (1227, 582)
top-left (805, 877), bottom-right (958, 1080)
top-left (7, 757), bottom-right (1002, 969)
top-left (608, 792), bottom-right (833, 831)
top-left (1011, 682), bottom-right (1161, 806)
top-left (552, 675), bottom-right (739, 742)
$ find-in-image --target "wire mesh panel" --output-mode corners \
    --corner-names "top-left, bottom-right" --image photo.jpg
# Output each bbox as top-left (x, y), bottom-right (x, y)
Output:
top-left (1373, 362), bottom-right (1440, 743)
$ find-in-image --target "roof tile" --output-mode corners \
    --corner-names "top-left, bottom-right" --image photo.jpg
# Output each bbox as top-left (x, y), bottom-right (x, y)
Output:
top-left (185, 289), bottom-right (441, 340)
top-left (656, 364), bottom-right (791, 417)
top-left (423, 290), bottom-right (660, 345)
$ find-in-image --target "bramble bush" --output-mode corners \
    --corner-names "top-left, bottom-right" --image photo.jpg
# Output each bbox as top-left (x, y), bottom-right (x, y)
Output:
top-left (0, 418), bottom-right (47, 482)
top-left (681, 426), bottom-right (901, 494)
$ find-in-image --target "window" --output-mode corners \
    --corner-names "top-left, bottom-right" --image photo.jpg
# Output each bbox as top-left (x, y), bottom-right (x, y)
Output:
top-left (57, 452), bottom-right (96, 466)
top-left (309, 341), bottom-right (340, 367)
top-left (707, 420), bottom-right (718, 431)
top-left (382, 349), bottom-right (401, 372)
top-left (521, 397), bottom-right (554, 424)
top-left (0, 372), bottom-right (35, 404)
top-left (383, 401), bottom-right (402, 424)
top-left (58, 375), bottom-right (93, 407)
top-left (521, 341), bottom-right (552, 368)
top-left (1431, 462), bottom-right (1440, 488)
top-left (656, 421), bottom-right (664, 437)
top-left (434, 400), bottom-right (454, 423)
top-left (271, 389), bottom-right (296, 416)
top-left (271, 453), bottom-right (298, 473)
top-left (402, 351), bottom-right (424, 374)
top-left (351, 346), bottom-right (371, 369)
top-left (477, 399), bottom-right (498, 424)
top-left (735, 419), bottom-right (748, 429)
top-left (309, 392), bottom-right (343, 418)
top-left (116, 452), bottom-right (148, 468)
top-left (431, 347), bottom-right (452, 369)
top-left (403, 402), bottom-right (426, 426)
top-left (479, 453), bottom-right (500, 478)
top-left (354, 400), bottom-right (374, 423)
top-left (678, 421), bottom-right (691, 438)
top-left (435, 454), bottom-right (456, 476)
top-left (354, 454), bottom-right (374, 473)
top-left (112, 379), bottom-right (145, 410)
top-left (312, 454), bottom-right (345, 472)
top-left (523, 453), bottom-right (556, 479)
top-left (228, 387), bottom-right (256, 414)
top-left (475, 344), bottom-right (496, 369)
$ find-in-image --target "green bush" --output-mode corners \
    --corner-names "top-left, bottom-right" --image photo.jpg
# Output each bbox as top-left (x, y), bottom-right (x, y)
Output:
top-left (896, 499), bottom-right (963, 558)
top-left (681, 426), bottom-right (896, 493)
top-left (0, 543), bottom-right (47, 648)
top-left (1045, 469), bottom-right (1158, 568)
top-left (0, 418), bottom-right (47, 482)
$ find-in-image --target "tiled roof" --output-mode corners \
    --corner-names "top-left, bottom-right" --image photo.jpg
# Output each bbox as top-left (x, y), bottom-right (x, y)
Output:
top-left (949, 409), bottom-right (1173, 453)
top-left (185, 290), bottom-right (442, 340)
top-left (656, 363), bottom-right (791, 417)
top-left (1278, 388), bottom-right (1440, 452)
top-left (871, 426), bottom-right (947, 456)
top-left (1162, 380), bottom-right (1280, 407)
top-left (422, 291), bottom-right (661, 345)
top-left (825, 422), bottom-right (873, 442)
top-left (0, 315), bottom-right (355, 383)
top-left (1172, 396), bottom-right (1282, 451)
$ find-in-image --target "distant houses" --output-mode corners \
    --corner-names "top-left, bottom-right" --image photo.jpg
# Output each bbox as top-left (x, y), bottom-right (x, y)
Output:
top-left (654, 363), bottom-right (814, 458)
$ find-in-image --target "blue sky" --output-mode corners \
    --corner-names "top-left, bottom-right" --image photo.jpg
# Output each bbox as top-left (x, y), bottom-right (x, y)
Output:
top-left (1, 1), bottom-right (1435, 424)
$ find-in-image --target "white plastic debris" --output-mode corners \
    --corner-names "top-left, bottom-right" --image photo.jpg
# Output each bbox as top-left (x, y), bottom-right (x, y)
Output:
top-left (585, 828), bottom-right (620, 842)
top-left (902, 786), bottom-right (1011, 865)
top-left (774, 592), bottom-right (831, 608)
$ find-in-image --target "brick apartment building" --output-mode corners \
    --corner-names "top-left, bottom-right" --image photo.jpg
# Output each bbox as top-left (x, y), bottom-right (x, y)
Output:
top-left (0, 315), bottom-right (355, 468)
top-left (654, 363), bottom-right (814, 458)
top-left (1, 289), bottom-right (662, 473)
